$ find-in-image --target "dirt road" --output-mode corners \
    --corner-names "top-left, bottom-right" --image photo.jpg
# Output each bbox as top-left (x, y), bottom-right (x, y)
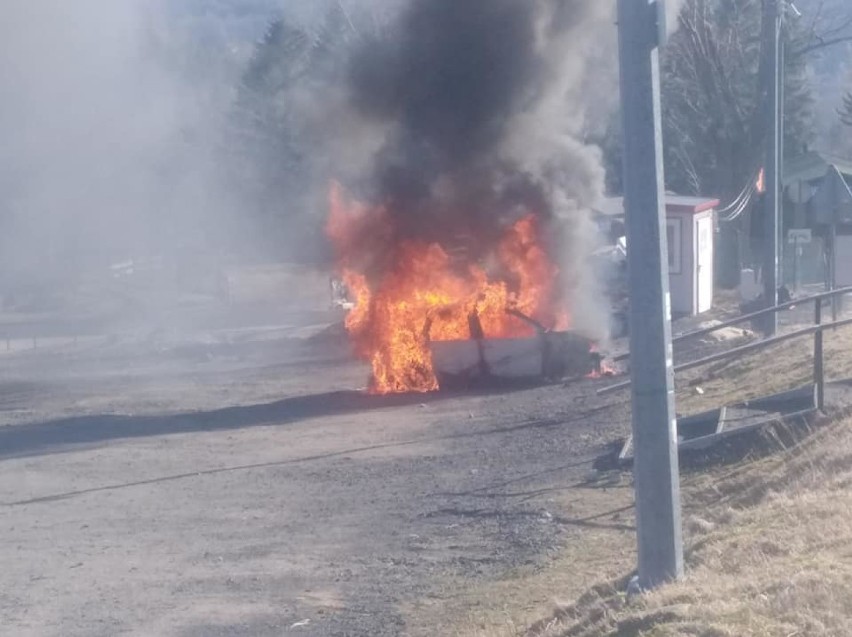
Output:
top-left (0, 314), bottom-right (632, 636)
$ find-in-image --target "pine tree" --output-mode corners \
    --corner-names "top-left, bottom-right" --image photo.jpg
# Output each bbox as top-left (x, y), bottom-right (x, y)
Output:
top-left (222, 3), bottom-right (386, 260)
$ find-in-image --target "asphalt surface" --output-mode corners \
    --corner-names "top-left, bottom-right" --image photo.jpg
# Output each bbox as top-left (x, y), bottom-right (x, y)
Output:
top-left (0, 315), bottom-right (632, 636)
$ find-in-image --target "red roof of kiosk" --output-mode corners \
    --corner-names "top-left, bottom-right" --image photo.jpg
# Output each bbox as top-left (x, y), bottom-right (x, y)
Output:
top-left (664, 195), bottom-right (720, 214)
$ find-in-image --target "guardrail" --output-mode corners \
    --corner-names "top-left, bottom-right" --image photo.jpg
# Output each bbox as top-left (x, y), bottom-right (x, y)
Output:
top-left (599, 285), bottom-right (852, 412)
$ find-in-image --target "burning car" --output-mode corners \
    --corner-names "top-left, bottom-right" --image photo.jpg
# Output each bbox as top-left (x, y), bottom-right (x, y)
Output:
top-left (326, 184), bottom-right (601, 393)
top-left (309, 0), bottom-right (620, 394)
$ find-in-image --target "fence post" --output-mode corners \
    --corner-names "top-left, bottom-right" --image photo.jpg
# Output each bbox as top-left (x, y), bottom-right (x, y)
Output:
top-left (814, 297), bottom-right (825, 412)
top-left (831, 223), bottom-right (839, 322)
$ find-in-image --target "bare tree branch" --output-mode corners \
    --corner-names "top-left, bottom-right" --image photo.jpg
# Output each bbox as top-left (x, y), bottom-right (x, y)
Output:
top-left (793, 35), bottom-right (852, 57)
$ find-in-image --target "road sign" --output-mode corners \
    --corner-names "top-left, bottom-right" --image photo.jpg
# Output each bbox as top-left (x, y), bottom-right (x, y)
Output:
top-left (787, 229), bottom-right (812, 245)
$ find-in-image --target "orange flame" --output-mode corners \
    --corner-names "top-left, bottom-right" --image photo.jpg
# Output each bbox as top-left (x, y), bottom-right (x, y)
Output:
top-left (586, 343), bottom-right (617, 379)
top-left (327, 183), bottom-right (570, 394)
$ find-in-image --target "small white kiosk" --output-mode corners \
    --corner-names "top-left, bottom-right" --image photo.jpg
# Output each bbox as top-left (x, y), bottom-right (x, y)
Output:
top-left (665, 196), bottom-right (719, 316)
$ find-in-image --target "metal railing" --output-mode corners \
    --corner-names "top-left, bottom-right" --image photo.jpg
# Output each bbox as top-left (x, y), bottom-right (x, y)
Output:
top-left (599, 285), bottom-right (852, 412)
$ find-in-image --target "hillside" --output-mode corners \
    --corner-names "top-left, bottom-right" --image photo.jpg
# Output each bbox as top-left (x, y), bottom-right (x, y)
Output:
top-left (530, 411), bottom-right (852, 636)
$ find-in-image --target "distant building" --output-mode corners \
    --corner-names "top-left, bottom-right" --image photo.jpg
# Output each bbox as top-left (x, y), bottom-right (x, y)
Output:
top-left (781, 151), bottom-right (852, 289)
top-left (783, 151), bottom-right (852, 227)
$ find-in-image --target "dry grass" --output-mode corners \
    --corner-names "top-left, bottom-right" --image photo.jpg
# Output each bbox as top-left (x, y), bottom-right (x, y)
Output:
top-left (531, 417), bottom-right (852, 637)
top-left (677, 322), bottom-right (852, 414)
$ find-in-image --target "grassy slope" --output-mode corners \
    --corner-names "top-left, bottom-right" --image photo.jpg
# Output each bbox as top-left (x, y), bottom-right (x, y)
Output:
top-left (429, 322), bottom-right (852, 636)
top-left (533, 414), bottom-right (852, 637)
top-left (677, 322), bottom-right (852, 415)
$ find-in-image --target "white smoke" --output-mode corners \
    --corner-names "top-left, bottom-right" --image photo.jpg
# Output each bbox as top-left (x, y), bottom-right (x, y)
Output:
top-left (0, 0), bottom-right (288, 303)
top-left (498, 1), bottom-right (617, 339)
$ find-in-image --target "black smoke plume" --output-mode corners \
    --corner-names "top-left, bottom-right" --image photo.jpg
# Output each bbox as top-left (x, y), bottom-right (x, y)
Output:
top-left (331, 0), bottom-right (616, 336)
top-left (348, 0), bottom-right (549, 244)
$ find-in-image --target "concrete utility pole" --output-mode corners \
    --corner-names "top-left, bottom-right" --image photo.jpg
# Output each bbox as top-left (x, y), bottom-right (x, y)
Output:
top-left (616, 0), bottom-right (683, 588)
top-left (762, 0), bottom-right (782, 335)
